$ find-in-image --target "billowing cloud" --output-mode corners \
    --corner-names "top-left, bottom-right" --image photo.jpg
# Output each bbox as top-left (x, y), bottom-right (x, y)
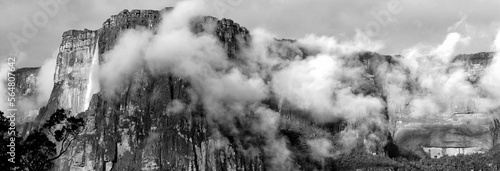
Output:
top-left (18, 0), bottom-right (499, 168)
top-left (96, 0), bottom-right (500, 164)
top-left (0, 53), bottom-right (56, 122)
top-left (394, 32), bottom-right (482, 118)
top-left (99, 0), bottom-right (389, 166)
top-left (307, 138), bottom-right (333, 158)
top-left (36, 54), bottom-right (57, 105)
top-left (272, 54), bottom-right (341, 120)
top-left (480, 30), bottom-right (500, 110)
top-left (100, 29), bottom-right (153, 94)
top-left (3, 0), bottom-right (500, 67)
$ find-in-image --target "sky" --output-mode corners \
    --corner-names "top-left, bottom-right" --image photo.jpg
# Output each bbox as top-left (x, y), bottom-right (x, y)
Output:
top-left (1, 0), bottom-right (499, 67)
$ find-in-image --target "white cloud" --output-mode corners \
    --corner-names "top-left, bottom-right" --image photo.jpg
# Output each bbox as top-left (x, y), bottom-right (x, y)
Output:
top-left (36, 53), bottom-right (57, 105)
top-left (480, 30), bottom-right (500, 109)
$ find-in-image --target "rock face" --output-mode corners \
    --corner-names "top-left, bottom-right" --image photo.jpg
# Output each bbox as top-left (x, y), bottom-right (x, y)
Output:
top-left (13, 67), bottom-right (39, 98)
top-left (99, 9), bottom-right (164, 52)
top-left (52, 29), bottom-right (99, 115)
top-left (35, 9), bottom-right (263, 171)
top-left (453, 52), bottom-right (494, 83)
top-left (38, 9), bottom-right (168, 122)
top-left (64, 72), bottom-right (264, 171)
top-left (12, 67), bottom-right (40, 132)
top-left (394, 113), bottom-right (495, 158)
top-left (23, 7), bottom-right (499, 171)
top-left (394, 52), bottom-right (499, 158)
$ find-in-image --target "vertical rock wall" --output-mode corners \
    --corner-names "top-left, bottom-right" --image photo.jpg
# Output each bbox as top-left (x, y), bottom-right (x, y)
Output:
top-left (12, 67), bottom-right (40, 135)
top-left (44, 9), bottom-right (263, 171)
top-left (52, 29), bottom-right (99, 115)
top-left (30, 7), bottom-right (498, 171)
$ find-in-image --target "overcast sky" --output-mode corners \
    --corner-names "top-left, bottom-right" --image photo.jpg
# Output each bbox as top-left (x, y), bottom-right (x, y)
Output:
top-left (1, 0), bottom-right (499, 67)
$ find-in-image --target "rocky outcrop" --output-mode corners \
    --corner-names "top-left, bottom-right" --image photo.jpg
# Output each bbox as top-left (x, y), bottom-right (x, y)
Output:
top-left (36, 8), bottom-right (268, 171)
top-left (48, 29), bottom-right (100, 117)
top-left (394, 113), bottom-right (495, 158)
top-left (13, 67), bottom-right (39, 99)
top-left (452, 52), bottom-right (494, 83)
top-left (10, 68), bottom-right (42, 137)
top-left (392, 53), bottom-right (500, 158)
top-left (99, 9), bottom-right (165, 53)
top-left (38, 8), bottom-right (165, 122)
top-left (62, 70), bottom-right (264, 171)
top-left (22, 6), bottom-right (498, 170)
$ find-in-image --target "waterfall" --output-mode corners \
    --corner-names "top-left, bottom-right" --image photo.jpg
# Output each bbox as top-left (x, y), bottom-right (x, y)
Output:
top-left (278, 97), bottom-right (284, 114)
top-left (84, 41), bottom-right (101, 110)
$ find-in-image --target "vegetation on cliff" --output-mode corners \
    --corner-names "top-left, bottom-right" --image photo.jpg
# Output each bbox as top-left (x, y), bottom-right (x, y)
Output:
top-left (0, 110), bottom-right (84, 171)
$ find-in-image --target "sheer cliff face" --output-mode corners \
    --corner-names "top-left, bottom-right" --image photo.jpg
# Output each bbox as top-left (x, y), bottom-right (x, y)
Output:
top-left (14, 68), bottom-right (39, 97)
top-left (44, 9), bottom-right (265, 171)
top-left (13, 68), bottom-right (40, 123)
top-left (99, 9), bottom-right (164, 52)
top-left (453, 52), bottom-right (494, 83)
top-left (39, 9), bottom-right (164, 120)
top-left (53, 30), bottom-right (99, 115)
top-left (392, 52), bottom-right (498, 157)
top-left (31, 7), bottom-right (499, 171)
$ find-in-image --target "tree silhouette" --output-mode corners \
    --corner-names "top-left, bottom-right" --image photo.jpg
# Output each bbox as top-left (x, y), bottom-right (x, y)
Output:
top-left (0, 109), bottom-right (84, 170)
top-left (18, 130), bottom-right (56, 170)
top-left (0, 111), bottom-right (18, 170)
top-left (42, 109), bottom-right (85, 161)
